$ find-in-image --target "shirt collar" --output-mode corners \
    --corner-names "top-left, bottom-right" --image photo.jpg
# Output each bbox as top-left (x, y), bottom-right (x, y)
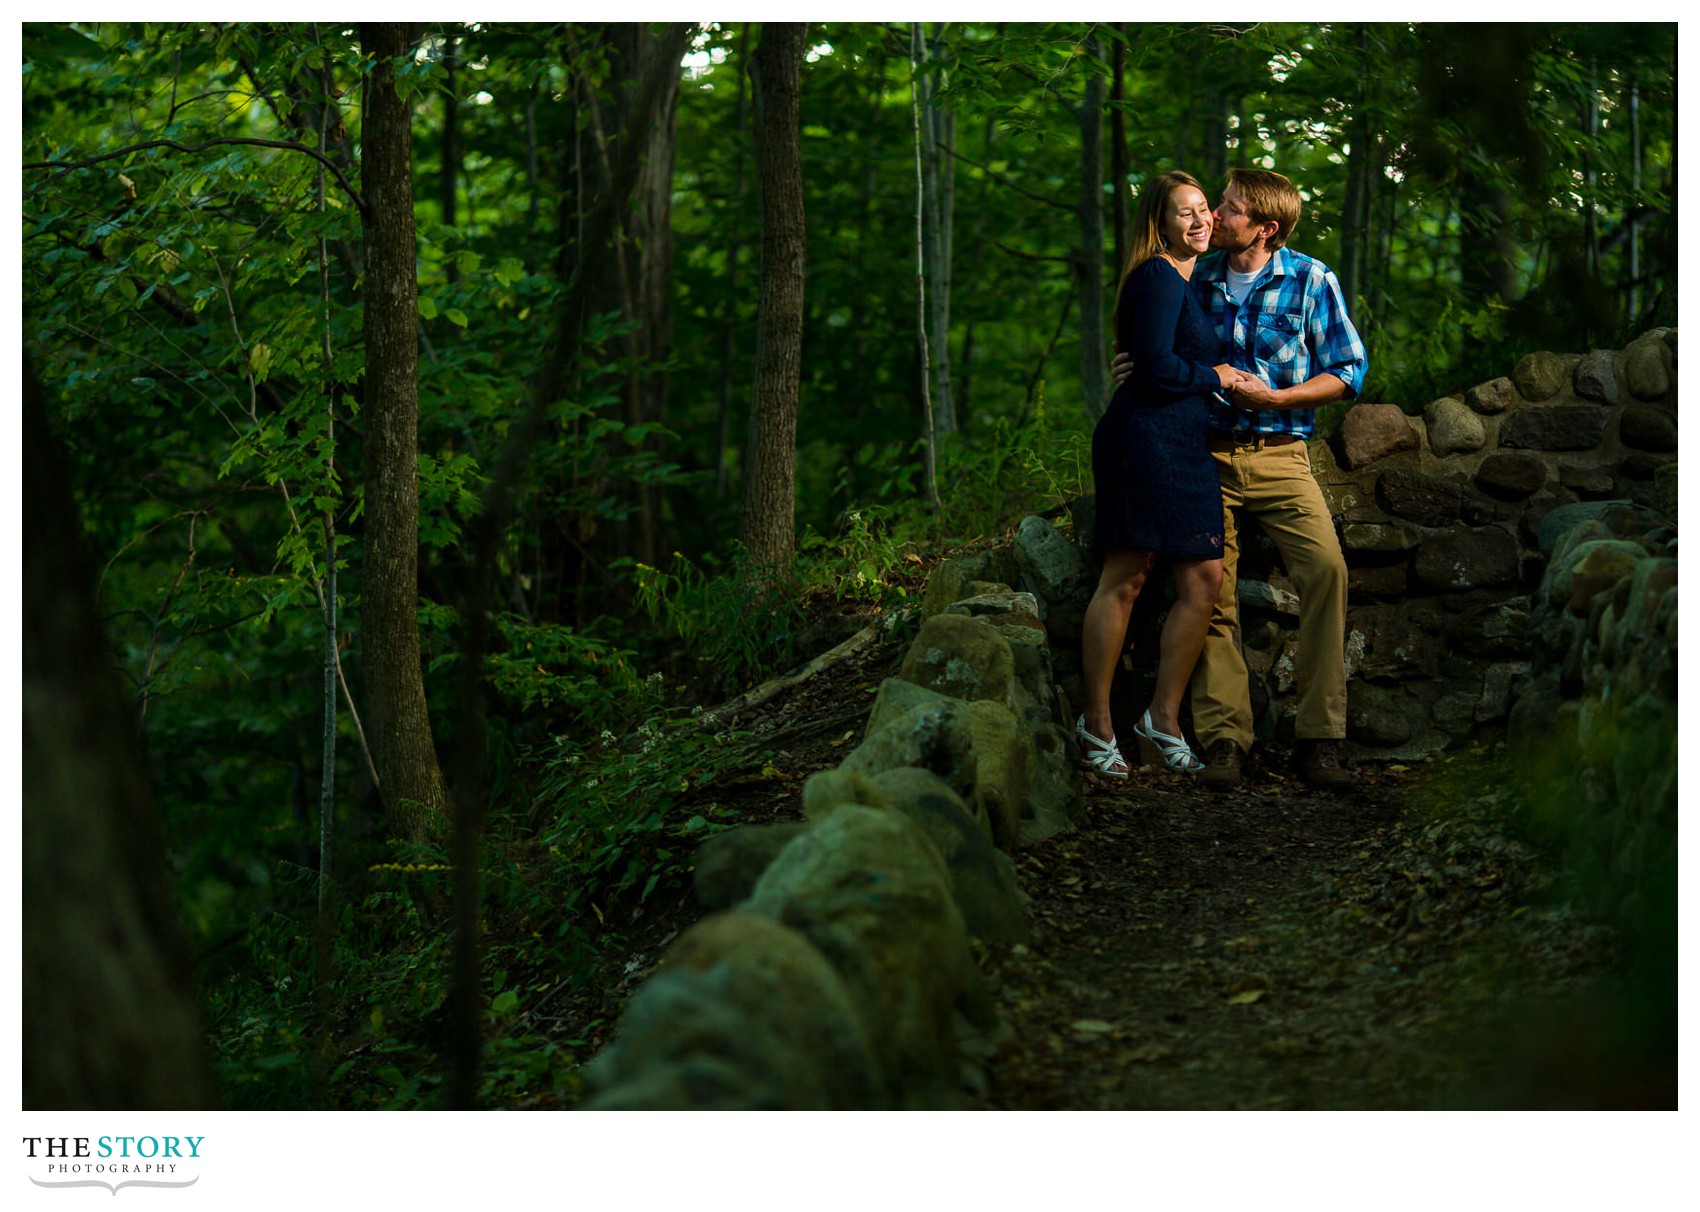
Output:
top-left (1198, 246), bottom-right (1293, 287)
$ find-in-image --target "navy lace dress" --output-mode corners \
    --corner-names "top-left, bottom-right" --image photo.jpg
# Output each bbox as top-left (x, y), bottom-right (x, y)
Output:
top-left (1091, 257), bottom-right (1226, 560)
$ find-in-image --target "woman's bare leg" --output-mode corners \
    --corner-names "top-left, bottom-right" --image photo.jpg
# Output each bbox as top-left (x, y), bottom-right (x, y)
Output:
top-left (1145, 556), bottom-right (1225, 738)
top-left (1080, 548), bottom-right (1153, 742)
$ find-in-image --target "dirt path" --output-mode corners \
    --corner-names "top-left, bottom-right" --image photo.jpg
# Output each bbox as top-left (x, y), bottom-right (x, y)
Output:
top-left (974, 750), bottom-right (1620, 1110)
top-left (550, 610), bottom-right (1639, 1109)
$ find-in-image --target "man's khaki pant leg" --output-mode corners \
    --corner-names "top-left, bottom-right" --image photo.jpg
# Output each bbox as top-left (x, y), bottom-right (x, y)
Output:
top-left (1190, 444), bottom-right (1254, 752)
top-left (1248, 442), bottom-right (1348, 740)
top-left (1191, 440), bottom-right (1349, 748)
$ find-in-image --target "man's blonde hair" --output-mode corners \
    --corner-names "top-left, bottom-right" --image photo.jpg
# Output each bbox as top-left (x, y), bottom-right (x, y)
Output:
top-left (1226, 167), bottom-right (1301, 250)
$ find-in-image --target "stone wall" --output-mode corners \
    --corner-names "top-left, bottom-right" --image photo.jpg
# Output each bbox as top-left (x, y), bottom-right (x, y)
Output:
top-left (1028, 330), bottom-right (1677, 764)
top-left (579, 592), bottom-right (1082, 1109)
top-left (579, 334), bottom-right (1675, 1108)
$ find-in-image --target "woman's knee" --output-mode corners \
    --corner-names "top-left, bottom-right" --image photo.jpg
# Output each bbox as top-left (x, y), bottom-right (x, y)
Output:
top-left (1177, 559), bottom-right (1224, 606)
top-left (1098, 551), bottom-right (1151, 602)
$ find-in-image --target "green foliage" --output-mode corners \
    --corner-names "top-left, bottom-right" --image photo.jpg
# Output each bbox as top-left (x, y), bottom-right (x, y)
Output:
top-left (24, 19), bottom-right (1678, 1111)
top-left (626, 547), bottom-right (809, 689)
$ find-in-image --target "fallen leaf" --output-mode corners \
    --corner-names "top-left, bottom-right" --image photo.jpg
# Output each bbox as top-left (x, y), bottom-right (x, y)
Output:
top-left (1071, 1019), bottom-right (1115, 1035)
top-left (1227, 989), bottom-right (1266, 1005)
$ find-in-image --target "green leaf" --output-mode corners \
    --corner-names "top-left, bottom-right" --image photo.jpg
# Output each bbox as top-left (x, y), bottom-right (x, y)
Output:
top-left (445, 307), bottom-right (468, 328)
top-left (418, 294), bottom-right (438, 320)
top-left (456, 250), bottom-right (482, 275)
top-left (491, 989), bottom-right (519, 1014)
top-left (1227, 989), bottom-right (1266, 1005)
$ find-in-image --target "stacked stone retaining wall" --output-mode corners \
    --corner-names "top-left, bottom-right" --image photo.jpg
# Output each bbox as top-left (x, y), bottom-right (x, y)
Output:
top-left (578, 333), bottom-right (1675, 1108)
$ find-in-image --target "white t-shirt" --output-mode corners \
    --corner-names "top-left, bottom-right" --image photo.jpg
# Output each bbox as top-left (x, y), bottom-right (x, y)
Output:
top-left (1225, 265), bottom-right (1263, 305)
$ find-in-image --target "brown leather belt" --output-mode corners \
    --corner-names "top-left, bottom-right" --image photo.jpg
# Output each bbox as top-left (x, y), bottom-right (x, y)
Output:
top-left (1213, 432), bottom-right (1301, 449)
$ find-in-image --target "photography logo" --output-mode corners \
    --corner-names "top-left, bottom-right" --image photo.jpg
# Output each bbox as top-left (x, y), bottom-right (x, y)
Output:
top-left (23, 1136), bottom-right (203, 1195)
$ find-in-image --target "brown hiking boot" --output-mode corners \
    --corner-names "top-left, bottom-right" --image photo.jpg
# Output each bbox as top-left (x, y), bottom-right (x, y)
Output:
top-left (1301, 739), bottom-right (1353, 789)
top-left (1201, 739), bottom-right (1243, 790)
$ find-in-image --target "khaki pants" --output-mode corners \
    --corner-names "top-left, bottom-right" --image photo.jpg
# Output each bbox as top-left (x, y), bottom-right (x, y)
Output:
top-left (1191, 435), bottom-right (1348, 751)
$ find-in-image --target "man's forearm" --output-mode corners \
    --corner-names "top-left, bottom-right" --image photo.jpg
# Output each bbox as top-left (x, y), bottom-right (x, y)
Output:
top-left (1267, 372), bottom-right (1350, 410)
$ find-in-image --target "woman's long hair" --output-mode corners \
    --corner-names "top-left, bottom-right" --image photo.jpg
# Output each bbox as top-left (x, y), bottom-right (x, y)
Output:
top-left (1112, 170), bottom-right (1205, 328)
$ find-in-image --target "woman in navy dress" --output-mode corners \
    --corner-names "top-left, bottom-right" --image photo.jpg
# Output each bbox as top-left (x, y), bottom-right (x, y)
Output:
top-left (1078, 171), bottom-right (1246, 776)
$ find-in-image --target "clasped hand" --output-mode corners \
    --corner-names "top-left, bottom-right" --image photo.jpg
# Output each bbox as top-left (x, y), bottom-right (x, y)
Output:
top-left (1215, 365), bottom-right (1277, 409)
top-left (1108, 344), bottom-right (1279, 409)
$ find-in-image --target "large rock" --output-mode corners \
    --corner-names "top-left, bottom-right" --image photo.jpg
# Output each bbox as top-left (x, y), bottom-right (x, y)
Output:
top-left (1424, 396), bottom-right (1487, 456)
top-left (1013, 515), bottom-right (1090, 604)
top-left (1348, 563), bottom-right (1409, 599)
top-left (694, 823), bottom-right (813, 910)
top-left (900, 612), bottom-right (1015, 705)
top-left (1476, 661), bottom-right (1531, 723)
top-left (1465, 376), bottom-right (1519, 415)
top-left (1347, 681), bottom-right (1426, 746)
top-left (1240, 577), bottom-right (1301, 616)
top-left (1558, 463), bottom-right (1617, 499)
top-left (744, 805), bottom-right (988, 1103)
top-left (943, 589), bottom-right (1041, 621)
top-left (1376, 469), bottom-right (1463, 526)
top-left (959, 699), bottom-right (1034, 854)
top-left (1563, 541), bottom-right (1644, 617)
top-left (984, 619), bottom-right (1055, 725)
top-left (1022, 719), bottom-right (1083, 845)
top-left (1621, 332), bottom-right (1674, 400)
top-left (1537, 499), bottom-right (1638, 553)
top-left (1537, 537), bottom-right (1644, 618)
top-left (922, 548), bottom-right (1021, 619)
top-left (1340, 403), bottom-right (1419, 469)
top-left (867, 768), bottom-right (1029, 943)
top-left (581, 912), bottom-right (880, 1109)
top-left (1512, 351), bottom-right (1569, 402)
top-left (1573, 350), bottom-right (1622, 404)
top-left (1498, 405), bottom-right (1610, 451)
top-left (1343, 521), bottom-right (1421, 553)
top-left (1618, 405), bottom-right (1676, 452)
top-left (1412, 526), bottom-right (1522, 591)
top-left (1475, 451), bottom-right (1549, 499)
top-left (1446, 594), bottom-right (1532, 658)
top-left (845, 691), bottom-right (979, 808)
top-left (854, 678), bottom-right (1032, 853)
top-left (1345, 605), bottom-right (1437, 681)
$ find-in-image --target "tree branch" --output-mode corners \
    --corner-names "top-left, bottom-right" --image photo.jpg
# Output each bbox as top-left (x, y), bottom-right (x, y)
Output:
top-left (942, 145), bottom-right (1075, 212)
top-left (26, 138), bottom-right (366, 216)
top-left (993, 238), bottom-right (1078, 266)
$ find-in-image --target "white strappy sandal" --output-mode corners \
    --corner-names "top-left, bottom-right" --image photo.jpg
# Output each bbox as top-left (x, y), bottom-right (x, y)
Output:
top-left (1076, 715), bottom-right (1130, 778)
top-left (1133, 710), bottom-right (1204, 773)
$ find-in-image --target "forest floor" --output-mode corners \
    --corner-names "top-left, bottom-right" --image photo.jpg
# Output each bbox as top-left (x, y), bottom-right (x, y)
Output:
top-left (549, 589), bottom-right (1662, 1111)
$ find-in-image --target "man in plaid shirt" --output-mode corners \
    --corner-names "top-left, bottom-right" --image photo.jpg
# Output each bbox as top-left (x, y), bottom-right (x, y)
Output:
top-left (1114, 167), bottom-right (1367, 789)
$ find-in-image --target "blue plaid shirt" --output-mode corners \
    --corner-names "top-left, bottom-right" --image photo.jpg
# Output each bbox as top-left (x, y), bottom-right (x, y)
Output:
top-left (1190, 247), bottom-right (1368, 437)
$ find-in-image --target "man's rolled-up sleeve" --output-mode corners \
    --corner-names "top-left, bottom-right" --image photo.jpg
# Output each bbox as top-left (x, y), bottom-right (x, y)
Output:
top-left (1309, 267), bottom-right (1368, 399)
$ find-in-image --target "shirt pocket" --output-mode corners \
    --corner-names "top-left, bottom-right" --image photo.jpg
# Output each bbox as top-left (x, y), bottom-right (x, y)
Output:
top-left (1253, 308), bottom-right (1305, 367)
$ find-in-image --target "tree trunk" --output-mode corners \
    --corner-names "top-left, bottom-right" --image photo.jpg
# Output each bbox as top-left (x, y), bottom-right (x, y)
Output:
top-left (1340, 29), bottom-right (1374, 319)
top-left (1076, 37), bottom-right (1108, 422)
top-left (1204, 86), bottom-right (1231, 181)
top-left (632, 30), bottom-right (680, 568)
top-left (358, 22), bottom-right (449, 843)
top-left (918, 24), bottom-right (956, 436)
top-left (1110, 26), bottom-right (1130, 276)
top-left (715, 26), bottom-right (751, 499)
top-left (23, 360), bottom-right (216, 1109)
top-left (958, 113), bottom-right (997, 421)
top-left (910, 23), bottom-right (943, 517)
top-left (739, 21), bottom-right (808, 568)
top-left (442, 32), bottom-right (461, 283)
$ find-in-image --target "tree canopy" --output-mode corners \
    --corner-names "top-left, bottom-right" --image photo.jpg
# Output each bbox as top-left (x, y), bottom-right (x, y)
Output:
top-left (21, 19), bottom-right (1676, 1109)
